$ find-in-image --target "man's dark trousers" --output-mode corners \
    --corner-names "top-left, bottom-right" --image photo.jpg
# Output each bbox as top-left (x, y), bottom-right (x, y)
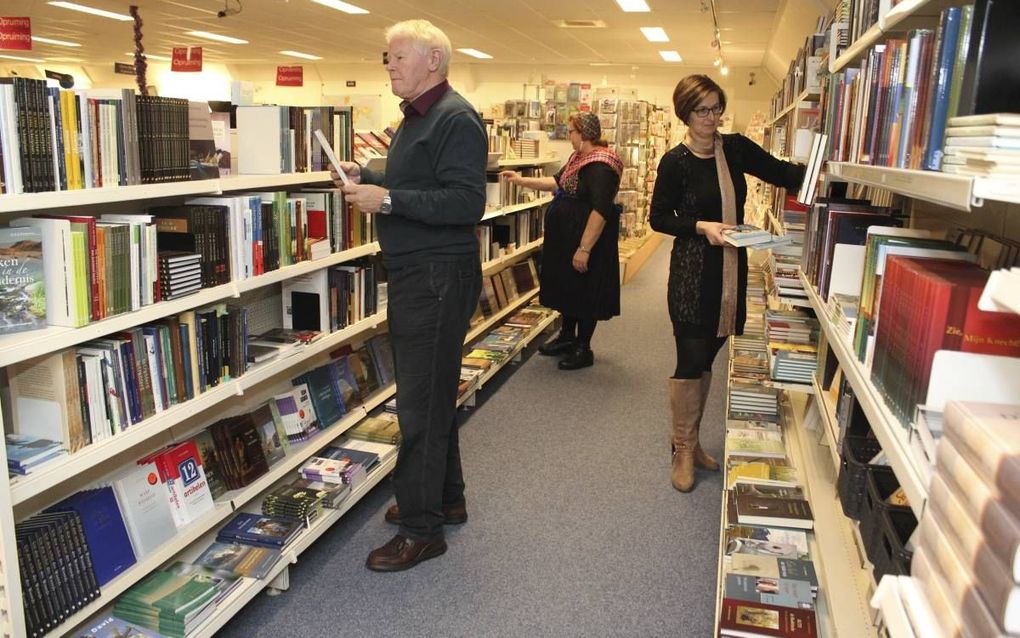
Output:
top-left (387, 254), bottom-right (482, 542)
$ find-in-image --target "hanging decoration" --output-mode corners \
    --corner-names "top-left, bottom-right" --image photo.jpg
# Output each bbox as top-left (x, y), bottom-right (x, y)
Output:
top-left (129, 5), bottom-right (147, 95)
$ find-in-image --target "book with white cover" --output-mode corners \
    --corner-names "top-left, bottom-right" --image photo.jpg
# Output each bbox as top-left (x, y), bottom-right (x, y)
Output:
top-left (107, 460), bottom-right (177, 558)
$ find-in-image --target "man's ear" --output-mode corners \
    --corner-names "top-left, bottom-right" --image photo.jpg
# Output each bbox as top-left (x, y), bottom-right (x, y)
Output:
top-left (428, 49), bottom-right (441, 72)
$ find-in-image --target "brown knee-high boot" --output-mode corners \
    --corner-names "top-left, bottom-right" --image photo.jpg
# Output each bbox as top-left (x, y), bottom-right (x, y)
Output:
top-left (694, 372), bottom-right (720, 471)
top-left (668, 378), bottom-right (701, 492)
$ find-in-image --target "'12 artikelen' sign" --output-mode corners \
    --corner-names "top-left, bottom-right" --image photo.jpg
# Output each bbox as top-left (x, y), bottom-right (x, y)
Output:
top-left (276, 66), bottom-right (303, 87)
top-left (172, 47), bottom-right (202, 72)
top-left (0, 17), bottom-right (31, 51)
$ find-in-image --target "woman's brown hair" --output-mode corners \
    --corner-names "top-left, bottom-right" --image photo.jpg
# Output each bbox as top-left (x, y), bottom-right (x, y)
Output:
top-left (672, 74), bottom-right (727, 125)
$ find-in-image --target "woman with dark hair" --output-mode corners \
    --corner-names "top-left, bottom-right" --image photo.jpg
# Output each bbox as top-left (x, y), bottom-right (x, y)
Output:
top-left (650, 74), bottom-right (805, 492)
top-left (501, 112), bottom-right (623, 370)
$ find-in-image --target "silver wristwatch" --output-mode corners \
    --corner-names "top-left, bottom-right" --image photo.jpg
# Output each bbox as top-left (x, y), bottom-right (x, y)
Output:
top-left (379, 192), bottom-right (392, 215)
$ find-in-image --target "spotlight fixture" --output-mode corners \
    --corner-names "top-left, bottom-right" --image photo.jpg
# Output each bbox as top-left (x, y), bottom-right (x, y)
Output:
top-left (713, 57), bottom-right (722, 67)
top-left (720, 65), bottom-right (729, 76)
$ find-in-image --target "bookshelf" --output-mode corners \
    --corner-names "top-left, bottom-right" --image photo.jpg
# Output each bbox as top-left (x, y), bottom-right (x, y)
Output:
top-left (0, 153), bottom-right (553, 637)
top-left (496, 158), bottom-right (561, 169)
top-left (828, 162), bottom-right (1020, 211)
top-left (829, 0), bottom-right (960, 73)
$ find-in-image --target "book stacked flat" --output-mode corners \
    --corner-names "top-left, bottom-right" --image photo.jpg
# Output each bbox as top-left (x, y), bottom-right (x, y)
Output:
top-left (158, 251), bottom-right (202, 300)
top-left (729, 382), bottom-right (780, 423)
top-left (6, 434), bottom-right (66, 476)
top-left (347, 413), bottom-right (400, 445)
top-left (299, 455), bottom-right (363, 486)
top-left (216, 512), bottom-right (302, 549)
top-left (288, 477), bottom-right (351, 509)
top-left (941, 114), bottom-right (1020, 177)
top-left (193, 541), bottom-right (281, 580)
top-left (112, 563), bottom-right (222, 638)
top-left (332, 437), bottom-right (396, 469)
top-left (261, 484), bottom-right (325, 524)
top-left (765, 309), bottom-right (818, 385)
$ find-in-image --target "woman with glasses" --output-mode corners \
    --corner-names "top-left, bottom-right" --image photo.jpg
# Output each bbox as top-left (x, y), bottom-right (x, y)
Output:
top-left (650, 74), bottom-right (804, 492)
top-left (501, 111), bottom-right (623, 370)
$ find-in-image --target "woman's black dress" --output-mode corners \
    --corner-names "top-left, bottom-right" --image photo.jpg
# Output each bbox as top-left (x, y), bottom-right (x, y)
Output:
top-left (540, 162), bottom-right (622, 320)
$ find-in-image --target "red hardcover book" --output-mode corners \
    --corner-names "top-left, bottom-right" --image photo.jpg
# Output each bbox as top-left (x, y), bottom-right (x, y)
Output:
top-left (718, 598), bottom-right (818, 637)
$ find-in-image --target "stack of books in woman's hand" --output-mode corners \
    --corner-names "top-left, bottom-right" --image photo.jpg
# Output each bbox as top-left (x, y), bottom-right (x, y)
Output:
top-left (722, 225), bottom-right (793, 249)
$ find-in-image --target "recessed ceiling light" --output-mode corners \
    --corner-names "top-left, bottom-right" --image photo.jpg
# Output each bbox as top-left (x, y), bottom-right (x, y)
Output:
top-left (310, 0), bottom-right (369, 14)
top-left (615, 0), bottom-right (650, 12)
top-left (720, 66), bottom-right (730, 76)
top-left (48, 1), bottom-right (132, 21)
top-left (457, 48), bottom-right (492, 59)
top-left (640, 27), bottom-right (669, 43)
top-left (126, 52), bottom-right (172, 61)
top-left (186, 31), bottom-right (248, 45)
top-left (0, 54), bottom-right (46, 62)
top-left (658, 51), bottom-right (683, 62)
top-left (280, 50), bottom-right (322, 60)
top-left (32, 36), bottom-right (82, 47)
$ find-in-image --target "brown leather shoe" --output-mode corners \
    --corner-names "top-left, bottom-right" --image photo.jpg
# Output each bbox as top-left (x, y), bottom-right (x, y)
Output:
top-left (384, 503), bottom-right (468, 526)
top-left (366, 534), bottom-right (447, 572)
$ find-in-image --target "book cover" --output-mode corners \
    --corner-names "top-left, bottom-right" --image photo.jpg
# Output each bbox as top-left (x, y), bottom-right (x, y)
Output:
top-left (45, 486), bottom-right (137, 587)
top-left (215, 512), bottom-right (301, 548)
top-left (108, 461), bottom-right (177, 559)
top-left (735, 494), bottom-right (814, 530)
top-left (0, 226), bottom-right (46, 334)
top-left (725, 524), bottom-right (810, 560)
top-left (149, 441), bottom-right (216, 527)
top-left (250, 402), bottom-right (288, 467)
top-left (724, 573), bottom-right (815, 610)
top-left (74, 615), bottom-right (168, 637)
top-left (719, 598), bottom-right (818, 637)
top-left (193, 541), bottom-right (280, 579)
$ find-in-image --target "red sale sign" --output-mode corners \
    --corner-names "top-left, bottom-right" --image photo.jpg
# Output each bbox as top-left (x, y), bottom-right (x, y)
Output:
top-left (276, 65), bottom-right (303, 87)
top-left (0, 17), bottom-right (32, 51)
top-left (171, 47), bottom-right (202, 72)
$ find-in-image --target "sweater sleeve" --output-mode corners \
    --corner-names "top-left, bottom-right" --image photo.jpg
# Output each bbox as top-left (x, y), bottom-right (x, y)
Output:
top-left (649, 152), bottom-right (698, 238)
top-left (359, 166), bottom-right (384, 186)
top-left (581, 163), bottom-right (621, 220)
top-left (735, 134), bottom-right (806, 190)
top-left (389, 111), bottom-right (488, 226)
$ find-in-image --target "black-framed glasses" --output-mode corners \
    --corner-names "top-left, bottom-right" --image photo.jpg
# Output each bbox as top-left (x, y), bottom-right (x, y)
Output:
top-left (692, 104), bottom-right (724, 118)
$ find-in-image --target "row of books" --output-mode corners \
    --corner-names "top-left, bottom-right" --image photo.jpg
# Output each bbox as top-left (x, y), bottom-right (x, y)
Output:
top-left (820, 5), bottom-right (975, 172)
top-left (471, 257), bottom-right (541, 326)
top-left (719, 273), bottom-right (820, 637)
top-left (476, 207), bottom-right (545, 264)
top-left (0, 186), bottom-right (374, 336)
top-left (460, 304), bottom-right (555, 401)
top-left (280, 258), bottom-right (382, 334)
top-left (484, 167), bottom-right (545, 209)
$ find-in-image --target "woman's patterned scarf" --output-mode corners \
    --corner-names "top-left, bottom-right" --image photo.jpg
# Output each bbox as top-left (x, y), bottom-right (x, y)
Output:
top-left (557, 148), bottom-right (624, 197)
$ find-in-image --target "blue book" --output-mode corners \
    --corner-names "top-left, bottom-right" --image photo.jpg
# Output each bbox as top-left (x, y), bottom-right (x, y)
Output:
top-left (323, 445), bottom-right (379, 473)
top-left (328, 356), bottom-right (361, 412)
top-left (215, 512), bottom-right (301, 548)
top-left (46, 486), bottom-right (137, 587)
top-left (5, 434), bottom-right (65, 471)
top-left (923, 7), bottom-right (963, 170)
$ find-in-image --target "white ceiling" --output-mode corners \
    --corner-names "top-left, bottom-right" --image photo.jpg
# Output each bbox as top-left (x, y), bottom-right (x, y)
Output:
top-left (13, 0), bottom-right (832, 73)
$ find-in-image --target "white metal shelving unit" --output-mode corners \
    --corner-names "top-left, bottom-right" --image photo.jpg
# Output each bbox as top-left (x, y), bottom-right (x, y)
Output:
top-left (799, 271), bottom-right (929, 519)
top-left (0, 161), bottom-right (557, 638)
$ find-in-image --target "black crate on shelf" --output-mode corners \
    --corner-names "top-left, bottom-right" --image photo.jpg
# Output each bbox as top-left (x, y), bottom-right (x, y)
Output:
top-left (860, 466), bottom-right (912, 565)
top-left (837, 435), bottom-right (883, 520)
top-left (869, 508), bottom-right (917, 581)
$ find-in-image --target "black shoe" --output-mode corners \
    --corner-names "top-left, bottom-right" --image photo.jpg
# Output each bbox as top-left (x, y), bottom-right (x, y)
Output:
top-left (558, 345), bottom-right (594, 370)
top-left (538, 336), bottom-right (577, 356)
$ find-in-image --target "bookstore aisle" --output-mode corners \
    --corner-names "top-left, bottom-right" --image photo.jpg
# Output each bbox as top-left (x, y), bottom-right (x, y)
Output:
top-left (218, 239), bottom-right (728, 637)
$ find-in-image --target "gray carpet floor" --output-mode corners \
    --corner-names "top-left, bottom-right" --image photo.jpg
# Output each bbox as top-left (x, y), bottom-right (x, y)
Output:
top-left (219, 239), bottom-right (727, 638)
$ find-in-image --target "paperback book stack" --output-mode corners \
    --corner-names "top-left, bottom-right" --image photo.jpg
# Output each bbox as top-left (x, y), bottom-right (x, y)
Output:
top-left (261, 484), bottom-right (325, 525)
top-left (193, 540), bottom-right (280, 579)
top-left (6, 434), bottom-right (66, 476)
top-left (111, 563), bottom-right (222, 638)
top-left (158, 251), bottom-right (202, 300)
top-left (909, 401), bottom-right (1020, 636)
top-left (764, 309), bottom-right (819, 385)
top-left (288, 476), bottom-right (351, 509)
top-left (216, 512), bottom-right (302, 550)
top-left (299, 455), bottom-right (365, 487)
top-left (347, 413), bottom-right (400, 445)
top-left (730, 382), bottom-right (780, 424)
top-left (940, 114), bottom-right (1020, 177)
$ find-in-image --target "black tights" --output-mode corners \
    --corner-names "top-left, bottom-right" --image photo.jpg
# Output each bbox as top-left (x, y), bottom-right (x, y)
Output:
top-left (672, 334), bottom-right (728, 379)
top-left (559, 315), bottom-right (597, 347)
